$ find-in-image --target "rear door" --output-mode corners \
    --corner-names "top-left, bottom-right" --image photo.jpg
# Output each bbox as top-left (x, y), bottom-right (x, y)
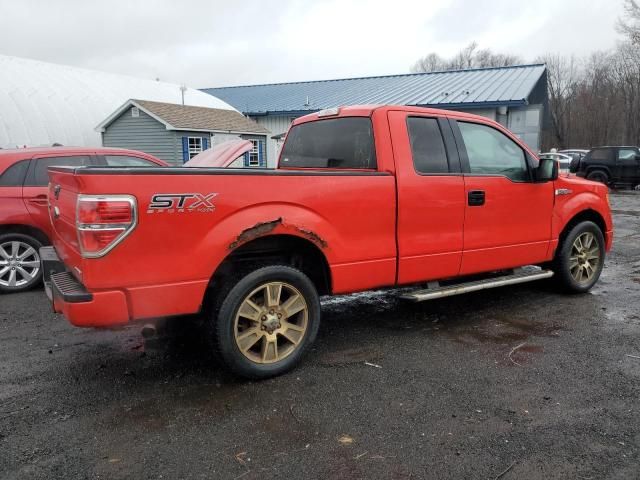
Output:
top-left (0, 158), bottom-right (31, 225)
top-left (451, 119), bottom-right (554, 275)
top-left (23, 154), bottom-right (94, 239)
top-left (388, 111), bottom-right (466, 284)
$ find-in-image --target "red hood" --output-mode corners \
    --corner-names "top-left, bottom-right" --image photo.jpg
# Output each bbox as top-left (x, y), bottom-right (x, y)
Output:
top-left (184, 140), bottom-right (253, 168)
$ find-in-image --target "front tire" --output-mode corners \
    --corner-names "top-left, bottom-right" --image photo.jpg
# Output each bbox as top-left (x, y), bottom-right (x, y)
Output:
top-left (0, 233), bottom-right (43, 293)
top-left (551, 221), bottom-right (605, 293)
top-left (586, 170), bottom-right (609, 185)
top-left (211, 265), bottom-right (321, 379)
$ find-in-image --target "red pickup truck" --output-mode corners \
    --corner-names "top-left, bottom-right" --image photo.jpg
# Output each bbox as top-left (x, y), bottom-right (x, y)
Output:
top-left (42, 106), bottom-right (613, 378)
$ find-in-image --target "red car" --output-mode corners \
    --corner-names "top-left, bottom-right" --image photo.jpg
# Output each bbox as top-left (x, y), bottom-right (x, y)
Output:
top-left (0, 147), bottom-right (166, 292)
top-left (43, 106), bottom-right (612, 378)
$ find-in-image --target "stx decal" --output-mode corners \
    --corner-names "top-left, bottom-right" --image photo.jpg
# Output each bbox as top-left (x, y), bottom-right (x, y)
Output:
top-left (147, 193), bottom-right (218, 214)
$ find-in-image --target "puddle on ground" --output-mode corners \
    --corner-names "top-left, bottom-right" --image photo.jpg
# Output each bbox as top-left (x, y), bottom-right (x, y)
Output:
top-left (441, 314), bottom-right (563, 347)
top-left (317, 346), bottom-right (384, 366)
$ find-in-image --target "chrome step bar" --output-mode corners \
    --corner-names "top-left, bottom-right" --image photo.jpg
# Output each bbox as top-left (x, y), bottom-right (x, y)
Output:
top-left (401, 267), bottom-right (554, 302)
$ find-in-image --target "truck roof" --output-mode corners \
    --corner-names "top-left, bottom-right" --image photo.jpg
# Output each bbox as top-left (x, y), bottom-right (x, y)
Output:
top-left (292, 104), bottom-right (498, 126)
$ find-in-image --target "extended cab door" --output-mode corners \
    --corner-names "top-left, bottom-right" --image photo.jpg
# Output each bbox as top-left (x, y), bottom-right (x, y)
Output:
top-left (388, 111), bottom-right (466, 284)
top-left (450, 119), bottom-right (554, 275)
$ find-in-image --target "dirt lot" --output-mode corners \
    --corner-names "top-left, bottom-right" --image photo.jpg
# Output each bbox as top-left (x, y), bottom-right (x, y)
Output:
top-left (1, 192), bottom-right (639, 480)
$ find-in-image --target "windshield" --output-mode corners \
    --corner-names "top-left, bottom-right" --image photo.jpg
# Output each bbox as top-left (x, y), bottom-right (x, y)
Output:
top-left (279, 117), bottom-right (376, 169)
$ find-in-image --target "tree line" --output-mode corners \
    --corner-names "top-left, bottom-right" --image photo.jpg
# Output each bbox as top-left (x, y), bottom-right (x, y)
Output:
top-left (411, 0), bottom-right (640, 150)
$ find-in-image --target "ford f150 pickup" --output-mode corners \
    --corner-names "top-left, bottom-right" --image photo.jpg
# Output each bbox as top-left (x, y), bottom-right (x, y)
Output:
top-left (41, 105), bottom-right (613, 378)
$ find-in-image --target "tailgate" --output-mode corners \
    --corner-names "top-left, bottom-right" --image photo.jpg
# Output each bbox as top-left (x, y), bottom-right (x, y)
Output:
top-left (47, 168), bottom-right (84, 273)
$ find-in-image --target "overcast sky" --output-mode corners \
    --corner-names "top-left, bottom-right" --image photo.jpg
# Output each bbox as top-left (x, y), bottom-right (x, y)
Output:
top-left (0, 0), bottom-right (625, 88)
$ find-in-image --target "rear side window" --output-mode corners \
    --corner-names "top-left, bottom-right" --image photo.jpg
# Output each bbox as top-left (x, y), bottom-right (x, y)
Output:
top-left (407, 117), bottom-right (449, 174)
top-left (280, 117), bottom-right (376, 169)
top-left (589, 149), bottom-right (612, 162)
top-left (0, 160), bottom-right (29, 186)
top-left (26, 156), bottom-right (91, 186)
top-left (104, 155), bottom-right (158, 167)
top-left (458, 121), bottom-right (528, 181)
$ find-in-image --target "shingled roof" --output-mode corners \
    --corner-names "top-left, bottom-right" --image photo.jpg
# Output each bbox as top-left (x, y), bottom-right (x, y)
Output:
top-left (97, 99), bottom-right (270, 135)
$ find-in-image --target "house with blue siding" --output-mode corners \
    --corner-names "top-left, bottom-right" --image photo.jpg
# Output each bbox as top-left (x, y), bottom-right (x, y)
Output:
top-left (97, 99), bottom-right (270, 166)
top-left (203, 64), bottom-right (548, 165)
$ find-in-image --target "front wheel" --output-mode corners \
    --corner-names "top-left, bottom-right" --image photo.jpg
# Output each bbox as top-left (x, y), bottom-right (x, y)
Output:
top-left (211, 265), bottom-right (321, 379)
top-left (552, 221), bottom-right (605, 293)
top-left (586, 170), bottom-right (609, 185)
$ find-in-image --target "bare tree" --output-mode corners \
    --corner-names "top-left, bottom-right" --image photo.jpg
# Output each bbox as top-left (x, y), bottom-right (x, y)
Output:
top-left (411, 41), bottom-right (522, 72)
top-left (410, 52), bottom-right (447, 73)
top-left (617, 0), bottom-right (640, 44)
top-left (536, 54), bottom-right (579, 147)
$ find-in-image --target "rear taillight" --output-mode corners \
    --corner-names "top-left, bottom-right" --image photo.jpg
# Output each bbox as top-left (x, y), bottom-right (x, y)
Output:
top-left (76, 195), bottom-right (137, 258)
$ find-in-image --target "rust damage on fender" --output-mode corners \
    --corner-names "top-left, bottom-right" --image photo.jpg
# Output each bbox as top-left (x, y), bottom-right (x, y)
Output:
top-left (229, 218), bottom-right (282, 249)
top-left (295, 227), bottom-right (328, 248)
top-left (228, 217), bottom-right (328, 250)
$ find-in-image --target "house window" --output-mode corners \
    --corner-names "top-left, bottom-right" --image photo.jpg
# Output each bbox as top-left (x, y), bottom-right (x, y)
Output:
top-left (188, 137), bottom-right (203, 159)
top-left (248, 140), bottom-right (260, 167)
top-left (243, 139), bottom-right (266, 167)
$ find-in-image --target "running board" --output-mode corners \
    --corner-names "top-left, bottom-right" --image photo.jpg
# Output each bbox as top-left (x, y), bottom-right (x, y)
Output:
top-left (401, 267), bottom-right (554, 302)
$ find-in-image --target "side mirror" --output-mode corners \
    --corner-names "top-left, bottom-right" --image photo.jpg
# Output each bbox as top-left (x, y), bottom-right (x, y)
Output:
top-left (534, 158), bottom-right (558, 182)
top-left (569, 157), bottom-right (580, 173)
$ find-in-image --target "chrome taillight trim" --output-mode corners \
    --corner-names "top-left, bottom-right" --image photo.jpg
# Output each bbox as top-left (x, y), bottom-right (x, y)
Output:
top-left (76, 194), bottom-right (138, 259)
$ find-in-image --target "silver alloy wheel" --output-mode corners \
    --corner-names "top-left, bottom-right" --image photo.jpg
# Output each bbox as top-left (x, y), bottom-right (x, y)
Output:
top-left (0, 241), bottom-right (41, 288)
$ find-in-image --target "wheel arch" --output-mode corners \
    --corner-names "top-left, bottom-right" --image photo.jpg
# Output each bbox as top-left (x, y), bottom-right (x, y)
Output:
top-left (557, 209), bottom-right (607, 256)
top-left (204, 233), bottom-right (332, 310)
top-left (0, 224), bottom-right (50, 245)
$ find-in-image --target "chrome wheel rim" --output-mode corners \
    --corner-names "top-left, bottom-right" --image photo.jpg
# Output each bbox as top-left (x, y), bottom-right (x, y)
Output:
top-left (234, 281), bottom-right (308, 364)
top-left (569, 232), bottom-right (601, 284)
top-left (0, 241), bottom-right (41, 288)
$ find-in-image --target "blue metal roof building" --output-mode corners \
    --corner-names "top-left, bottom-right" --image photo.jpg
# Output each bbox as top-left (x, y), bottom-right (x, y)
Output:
top-left (203, 64), bottom-right (548, 167)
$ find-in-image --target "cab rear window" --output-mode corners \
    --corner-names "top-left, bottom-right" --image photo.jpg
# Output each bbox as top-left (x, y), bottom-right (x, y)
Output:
top-left (280, 117), bottom-right (376, 169)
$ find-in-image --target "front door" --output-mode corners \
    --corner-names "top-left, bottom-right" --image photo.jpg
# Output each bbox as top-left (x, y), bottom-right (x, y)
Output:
top-left (388, 111), bottom-right (466, 284)
top-left (451, 119), bottom-right (554, 275)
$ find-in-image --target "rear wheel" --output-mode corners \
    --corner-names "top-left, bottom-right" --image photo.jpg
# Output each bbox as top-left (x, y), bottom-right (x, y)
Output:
top-left (586, 170), bottom-right (609, 185)
top-left (0, 234), bottom-right (43, 293)
top-left (210, 265), bottom-right (320, 379)
top-left (551, 221), bottom-right (605, 293)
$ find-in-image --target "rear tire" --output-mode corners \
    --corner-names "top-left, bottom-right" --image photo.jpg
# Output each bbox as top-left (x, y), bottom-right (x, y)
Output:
top-left (551, 221), bottom-right (605, 293)
top-left (586, 170), bottom-right (609, 185)
top-left (0, 233), bottom-right (43, 293)
top-left (210, 265), bottom-right (321, 379)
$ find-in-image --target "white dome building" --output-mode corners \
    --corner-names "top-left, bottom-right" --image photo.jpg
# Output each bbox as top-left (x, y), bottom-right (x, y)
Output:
top-left (0, 54), bottom-right (235, 149)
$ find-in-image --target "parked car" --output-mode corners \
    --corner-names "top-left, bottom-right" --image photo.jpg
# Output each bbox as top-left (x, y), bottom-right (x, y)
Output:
top-left (42, 106), bottom-right (612, 378)
top-left (539, 152), bottom-right (573, 173)
top-left (559, 149), bottom-right (589, 163)
top-left (570, 146), bottom-right (640, 187)
top-left (0, 147), bottom-right (166, 292)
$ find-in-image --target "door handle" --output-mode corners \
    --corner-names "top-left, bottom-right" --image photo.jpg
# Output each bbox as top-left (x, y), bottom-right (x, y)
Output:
top-left (468, 190), bottom-right (485, 206)
top-left (28, 195), bottom-right (49, 206)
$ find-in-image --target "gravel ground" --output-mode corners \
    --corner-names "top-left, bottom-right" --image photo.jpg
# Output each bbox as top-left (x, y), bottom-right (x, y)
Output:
top-left (1, 192), bottom-right (639, 480)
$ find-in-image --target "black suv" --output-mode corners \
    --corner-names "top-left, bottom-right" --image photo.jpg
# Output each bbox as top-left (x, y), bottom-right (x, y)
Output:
top-left (570, 146), bottom-right (640, 187)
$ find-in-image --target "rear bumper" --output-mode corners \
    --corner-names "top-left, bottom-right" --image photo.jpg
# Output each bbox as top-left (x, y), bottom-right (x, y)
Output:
top-left (41, 247), bottom-right (130, 327)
